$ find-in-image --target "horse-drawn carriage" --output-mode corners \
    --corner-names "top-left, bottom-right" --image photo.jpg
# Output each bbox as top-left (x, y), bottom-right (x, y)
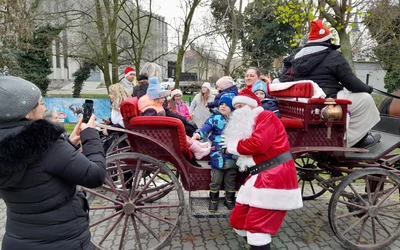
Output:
top-left (82, 82), bottom-right (400, 250)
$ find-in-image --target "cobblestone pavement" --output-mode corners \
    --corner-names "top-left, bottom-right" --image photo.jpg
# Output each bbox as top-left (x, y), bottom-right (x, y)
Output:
top-left (1, 192), bottom-right (399, 250)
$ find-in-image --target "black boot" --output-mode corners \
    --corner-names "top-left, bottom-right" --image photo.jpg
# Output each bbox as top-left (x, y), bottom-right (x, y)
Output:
top-left (208, 190), bottom-right (219, 212)
top-left (223, 190), bottom-right (236, 211)
top-left (250, 244), bottom-right (271, 250)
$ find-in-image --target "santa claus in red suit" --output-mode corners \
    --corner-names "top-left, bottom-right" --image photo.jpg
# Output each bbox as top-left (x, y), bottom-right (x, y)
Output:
top-left (223, 89), bottom-right (303, 250)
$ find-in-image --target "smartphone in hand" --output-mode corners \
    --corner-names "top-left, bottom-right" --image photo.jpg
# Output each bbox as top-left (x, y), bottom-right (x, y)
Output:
top-left (82, 100), bottom-right (94, 123)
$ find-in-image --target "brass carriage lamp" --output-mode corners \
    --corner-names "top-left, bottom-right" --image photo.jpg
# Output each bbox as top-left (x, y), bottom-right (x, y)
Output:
top-left (321, 98), bottom-right (343, 138)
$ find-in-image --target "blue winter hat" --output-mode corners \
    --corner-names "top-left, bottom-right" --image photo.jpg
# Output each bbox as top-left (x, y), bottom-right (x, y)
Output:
top-left (252, 80), bottom-right (268, 96)
top-left (147, 77), bottom-right (167, 99)
top-left (218, 92), bottom-right (237, 111)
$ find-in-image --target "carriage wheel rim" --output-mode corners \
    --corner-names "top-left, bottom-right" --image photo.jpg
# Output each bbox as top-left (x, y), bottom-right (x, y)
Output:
top-left (328, 168), bottom-right (400, 250)
top-left (83, 152), bottom-right (184, 250)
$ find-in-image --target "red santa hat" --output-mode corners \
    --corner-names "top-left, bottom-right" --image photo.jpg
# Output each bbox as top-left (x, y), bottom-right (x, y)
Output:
top-left (124, 66), bottom-right (136, 77)
top-left (307, 19), bottom-right (332, 43)
top-left (232, 88), bottom-right (261, 108)
top-left (168, 88), bottom-right (183, 100)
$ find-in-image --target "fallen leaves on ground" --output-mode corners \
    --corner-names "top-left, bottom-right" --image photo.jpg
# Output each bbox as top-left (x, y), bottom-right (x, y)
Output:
top-left (296, 229), bottom-right (321, 243)
top-left (181, 234), bottom-right (197, 242)
top-left (209, 232), bottom-right (228, 238)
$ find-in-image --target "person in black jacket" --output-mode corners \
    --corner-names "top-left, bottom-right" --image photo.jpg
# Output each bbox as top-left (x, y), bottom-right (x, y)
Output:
top-left (0, 76), bottom-right (106, 250)
top-left (132, 74), bottom-right (149, 98)
top-left (279, 20), bottom-right (381, 148)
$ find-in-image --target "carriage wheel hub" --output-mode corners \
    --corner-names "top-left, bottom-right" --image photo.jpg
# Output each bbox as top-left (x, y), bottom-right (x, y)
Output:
top-left (122, 202), bottom-right (135, 214)
top-left (367, 206), bottom-right (378, 217)
top-left (298, 165), bottom-right (318, 181)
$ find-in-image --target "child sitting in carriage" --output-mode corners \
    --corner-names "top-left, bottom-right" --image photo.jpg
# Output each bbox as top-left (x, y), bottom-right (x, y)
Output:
top-left (138, 77), bottom-right (211, 160)
top-left (192, 92), bottom-right (238, 212)
top-left (251, 80), bottom-right (281, 118)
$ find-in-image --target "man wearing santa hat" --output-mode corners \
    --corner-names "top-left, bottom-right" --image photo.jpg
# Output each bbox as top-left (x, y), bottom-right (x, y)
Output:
top-left (120, 66), bottom-right (136, 95)
top-left (222, 89), bottom-right (303, 250)
top-left (279, 19), bottom-right (381, 149)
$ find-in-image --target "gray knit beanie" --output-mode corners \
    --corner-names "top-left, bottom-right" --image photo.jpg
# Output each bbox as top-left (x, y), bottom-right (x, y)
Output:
top-left (0, 76), bottom-right (41, 123)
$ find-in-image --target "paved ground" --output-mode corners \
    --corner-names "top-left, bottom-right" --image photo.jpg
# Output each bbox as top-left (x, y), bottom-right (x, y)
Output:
top-left (1, 191), bottom-right (399, 250)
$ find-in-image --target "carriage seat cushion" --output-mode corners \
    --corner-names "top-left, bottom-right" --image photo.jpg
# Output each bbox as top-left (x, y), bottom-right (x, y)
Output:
top-left (307, 98), bottom-right (352, 105)
top-left (129, 116), bottom-right (189, 153)
top-left (269, 82), bottom-right (313, 98)
top-left (120, 97), bottom-right (139, 119)
top-left (280, 117), bottom-right (304, 129)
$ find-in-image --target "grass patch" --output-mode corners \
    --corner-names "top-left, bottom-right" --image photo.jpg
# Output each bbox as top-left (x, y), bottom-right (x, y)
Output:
top-left (63, 123), bottom-right (76, 134)
top-left (372, 93), bottom-right (387, 106)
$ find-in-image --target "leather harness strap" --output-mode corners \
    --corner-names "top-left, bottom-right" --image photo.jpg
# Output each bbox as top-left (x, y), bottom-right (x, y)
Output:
top-left (249, 151), bottom-right (293, 175)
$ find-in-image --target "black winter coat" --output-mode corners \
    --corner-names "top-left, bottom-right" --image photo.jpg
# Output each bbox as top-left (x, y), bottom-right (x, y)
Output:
top-left (279, 41), bottom-right (372, 98)
top-left (0, 120), bottom-right (106, 250)
top-left (132, 80), bottom-right (149, 99)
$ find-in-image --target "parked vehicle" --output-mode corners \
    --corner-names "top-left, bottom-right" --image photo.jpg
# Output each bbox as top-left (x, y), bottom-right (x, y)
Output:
top-left (161, 78), bottom-right (175, 90)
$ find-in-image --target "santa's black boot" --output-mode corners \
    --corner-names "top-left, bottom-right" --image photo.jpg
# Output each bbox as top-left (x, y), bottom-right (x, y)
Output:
top-left (208, 190), bottom-right (219, 212)
top-left (250, 244), bottom-right (271, 250)
top-left (223, 190), bottom-right (236, 211)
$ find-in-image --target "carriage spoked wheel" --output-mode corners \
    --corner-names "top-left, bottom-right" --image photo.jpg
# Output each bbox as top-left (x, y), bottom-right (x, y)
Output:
top-left (328, 168), bottom-right (400, 250)
top-left (106, 133), bottom-right (179, 203)
top-left (295, 154), bottom-right (332, 200)
top-left (82, 152), bottom-right (184, 250)
top-left (106, 134), bottom-right (131, 156)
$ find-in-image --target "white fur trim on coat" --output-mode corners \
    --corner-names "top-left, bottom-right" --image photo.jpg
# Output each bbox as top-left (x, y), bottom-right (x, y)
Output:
top-left (236, 174), bottom-right (303, 210)
top-left (232, 96), bottom-right (258, 107)
top-left (247, 232), bottom-right (272, 246)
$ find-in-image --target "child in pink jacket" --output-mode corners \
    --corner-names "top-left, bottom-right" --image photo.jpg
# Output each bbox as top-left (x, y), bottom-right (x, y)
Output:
top-left (168, 88), bottom-right (191, 119)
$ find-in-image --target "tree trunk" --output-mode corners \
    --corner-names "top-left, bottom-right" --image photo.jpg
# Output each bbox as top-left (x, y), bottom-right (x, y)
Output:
top-left (94, 0), bottom-right (112, 89)
top-left (175, 0), bottom-right (201, 88)
top-left (337, 29), bottom-right (355, 72)
top-left (223, 0), bottom-right (242, 76)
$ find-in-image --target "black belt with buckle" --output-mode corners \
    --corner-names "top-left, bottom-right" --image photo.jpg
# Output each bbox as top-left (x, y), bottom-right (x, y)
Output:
top-left (249, 151), bottom-right (293, 175)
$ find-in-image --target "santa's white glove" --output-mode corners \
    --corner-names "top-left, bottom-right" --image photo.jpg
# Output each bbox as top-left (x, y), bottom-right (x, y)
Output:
top-left (219, 135), bottom-right (227, 149)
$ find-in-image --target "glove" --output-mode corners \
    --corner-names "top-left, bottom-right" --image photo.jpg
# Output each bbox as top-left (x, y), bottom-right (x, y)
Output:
top-left (368, 85), bottom-right (373, 94)
top-left (219, 134), bottom-right (227, 149)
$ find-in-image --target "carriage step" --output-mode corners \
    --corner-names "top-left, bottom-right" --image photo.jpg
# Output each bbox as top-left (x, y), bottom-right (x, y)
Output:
top-left (190, 197), bottom-right (232, 218)
top-left (345, 130), bottom-right (400, 160)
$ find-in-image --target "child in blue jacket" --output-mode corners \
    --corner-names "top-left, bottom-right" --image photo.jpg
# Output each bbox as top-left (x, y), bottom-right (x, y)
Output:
top-left (192, 92), bottom-right (238, 212)
top-left (252, 80), bottom-right (281, 118)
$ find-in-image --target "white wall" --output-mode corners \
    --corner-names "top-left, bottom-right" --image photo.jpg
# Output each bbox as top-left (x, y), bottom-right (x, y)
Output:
top-left (354, 61), bottom-right (386, 91)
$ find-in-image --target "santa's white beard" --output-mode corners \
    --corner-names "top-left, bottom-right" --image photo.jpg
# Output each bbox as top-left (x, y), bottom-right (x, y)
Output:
top-left (224, 105), bottom-right (259, 172)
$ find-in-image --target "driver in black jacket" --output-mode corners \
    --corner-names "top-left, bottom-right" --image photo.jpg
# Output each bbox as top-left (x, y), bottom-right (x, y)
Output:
top-left (279, 20), bottom-right (381, 148)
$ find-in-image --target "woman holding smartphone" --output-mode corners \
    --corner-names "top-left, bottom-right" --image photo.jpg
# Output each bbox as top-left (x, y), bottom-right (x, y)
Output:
top-left (0, 76), bottom-right (106, 250)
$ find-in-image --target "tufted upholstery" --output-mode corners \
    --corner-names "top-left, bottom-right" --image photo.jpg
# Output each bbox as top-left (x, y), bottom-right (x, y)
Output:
top-left (269, 82), bottom-right (313, 98)
top-left (120, 97), bottom-right (139, 119)
top-left (280, 117), bottom-right (304, 129)
top-left (129, 116), bottom-right (189, 154)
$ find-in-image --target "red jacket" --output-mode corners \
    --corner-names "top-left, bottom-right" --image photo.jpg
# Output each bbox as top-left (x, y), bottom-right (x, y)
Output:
top-left (226, 107), bottom-right (302, 235)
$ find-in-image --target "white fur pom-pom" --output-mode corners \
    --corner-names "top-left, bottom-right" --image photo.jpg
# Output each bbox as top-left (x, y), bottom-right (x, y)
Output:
top-left (319, 29), bottom-right (325, 35)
